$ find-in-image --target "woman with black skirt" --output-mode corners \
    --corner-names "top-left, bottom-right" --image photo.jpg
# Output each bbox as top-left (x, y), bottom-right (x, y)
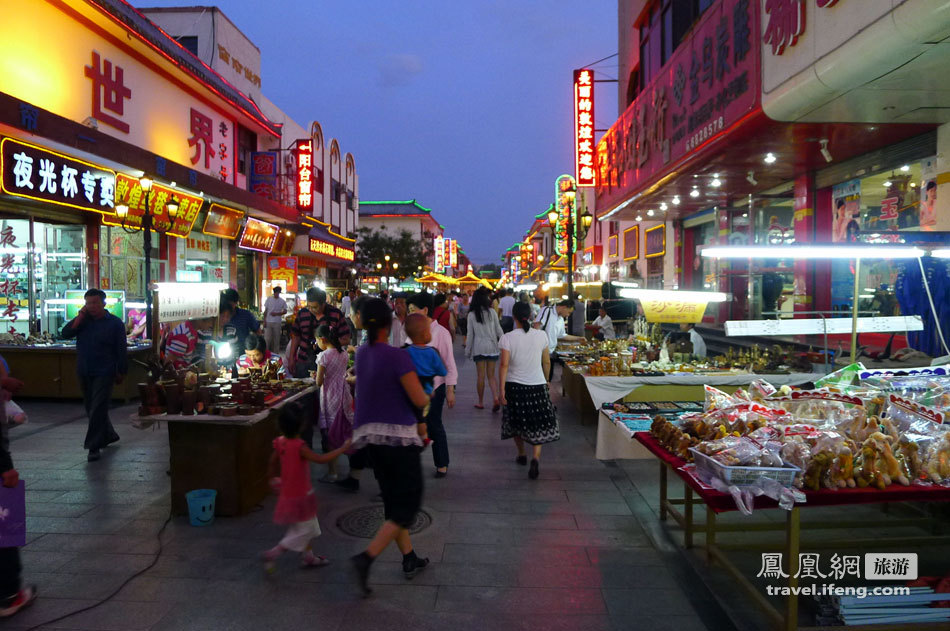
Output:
top-left (498, 301), bottom-right (559, 479)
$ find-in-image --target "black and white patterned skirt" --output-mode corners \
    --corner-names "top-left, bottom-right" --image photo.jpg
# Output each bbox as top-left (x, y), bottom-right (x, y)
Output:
top-left (501, 382), bottom-right (560, 445)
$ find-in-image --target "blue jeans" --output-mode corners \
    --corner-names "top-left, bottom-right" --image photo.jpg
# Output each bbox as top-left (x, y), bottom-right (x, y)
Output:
top-left (80, 375), bottom-right (119, 451)
top-left (425, 384), bottom-right (449, 469)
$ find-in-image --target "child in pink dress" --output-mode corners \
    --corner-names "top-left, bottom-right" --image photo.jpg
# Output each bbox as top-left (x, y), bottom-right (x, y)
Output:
top-left (263, 403), bottom-right (349, 572)
top-left (315, 324), bottom-right (353, 482)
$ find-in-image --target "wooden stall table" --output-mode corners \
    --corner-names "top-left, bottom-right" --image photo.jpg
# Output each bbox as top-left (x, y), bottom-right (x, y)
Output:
top-left (135, 384), bottom-right (317, 517)
top-left (3, 342), bottom-right (151, 401)
top-left (633, 432), bottom-right (950, 631)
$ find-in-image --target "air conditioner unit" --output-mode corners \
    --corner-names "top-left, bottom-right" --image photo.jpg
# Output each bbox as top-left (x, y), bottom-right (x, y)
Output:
top-left (283, 152), bottom-right (296, 169)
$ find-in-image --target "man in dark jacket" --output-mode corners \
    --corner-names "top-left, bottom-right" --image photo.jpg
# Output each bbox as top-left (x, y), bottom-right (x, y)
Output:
top-left (0, 375), bottom-right (35, 618)
top-left (61, 289), bottom-right (128, 462)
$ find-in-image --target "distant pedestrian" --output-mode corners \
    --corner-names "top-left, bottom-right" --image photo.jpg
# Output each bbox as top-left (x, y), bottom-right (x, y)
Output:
top-left (432, 294), bottom-right (456, 343)
top-left (499, 302), bottom-right (559, 480)
top-left (0, 375), bottom-right (35, 618)
top-left (350, 298), bottom-right (431, 595)
top-left (61, 289), bottom-right (127, 462)
top-left (465, 288), bottom-right (503, 412)
top-left (263, 403), bottom-right (350, 573)
top-left (498, 288), bottom-right (516, 333)
top-left (315, 324), bottom-right (352, 483)
top-left (262, 286), bottom-right (287, 353)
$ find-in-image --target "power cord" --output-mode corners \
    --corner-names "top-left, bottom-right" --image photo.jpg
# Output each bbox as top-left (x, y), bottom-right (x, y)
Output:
top-left (21, 512), bottom-right (173, 631)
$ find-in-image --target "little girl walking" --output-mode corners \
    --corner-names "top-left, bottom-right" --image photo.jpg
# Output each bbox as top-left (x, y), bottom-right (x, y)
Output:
top-left (315, 324), bottom-right (353, 482)
top-left (263, 402), bottom-right (349, 572)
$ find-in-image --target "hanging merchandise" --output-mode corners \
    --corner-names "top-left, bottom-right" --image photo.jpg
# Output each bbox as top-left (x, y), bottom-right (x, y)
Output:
top-left (896, 258), bottom-right (950, 357)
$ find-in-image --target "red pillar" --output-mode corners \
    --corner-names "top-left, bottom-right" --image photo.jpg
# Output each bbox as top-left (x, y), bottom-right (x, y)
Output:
top-left (793, 173), bottom-right (815, 316)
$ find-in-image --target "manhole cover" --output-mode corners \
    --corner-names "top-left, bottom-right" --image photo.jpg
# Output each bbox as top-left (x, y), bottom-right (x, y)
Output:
top-left (336, 505), bottom-right (432, 538)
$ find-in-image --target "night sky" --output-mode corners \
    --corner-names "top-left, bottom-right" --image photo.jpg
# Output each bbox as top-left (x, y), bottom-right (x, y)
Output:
top-left (139, 0), bottom-right (618, 264)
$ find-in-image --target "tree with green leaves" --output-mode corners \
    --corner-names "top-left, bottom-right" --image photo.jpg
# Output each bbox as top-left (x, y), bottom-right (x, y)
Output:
top-left (354, 226), bottom-right (434, 279)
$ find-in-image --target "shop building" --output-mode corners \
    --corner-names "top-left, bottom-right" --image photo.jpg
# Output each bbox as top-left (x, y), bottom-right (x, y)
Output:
top-left (358, 199), bottom-right (445, 271)
top-left (594, 0), bottom-right (950, 332)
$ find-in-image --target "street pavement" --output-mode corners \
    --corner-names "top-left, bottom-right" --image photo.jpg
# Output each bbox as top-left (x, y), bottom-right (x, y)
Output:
top-left (4, 342), bottom-right (723, 631)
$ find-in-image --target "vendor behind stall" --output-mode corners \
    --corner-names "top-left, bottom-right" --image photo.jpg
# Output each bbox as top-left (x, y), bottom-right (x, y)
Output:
top-left (589, 306), bottom-right (616, 341)
top-left (164, 316), bottom-right (215, 370)
top-left (236, 333), bottom-right (286, 376)
top-left (681, 323), bottom-right (706, 359)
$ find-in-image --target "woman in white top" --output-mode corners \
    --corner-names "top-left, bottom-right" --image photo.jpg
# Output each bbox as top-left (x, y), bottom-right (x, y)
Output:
top-left (465, 288), bottom-right (504, 412)
top-left (499, 302), bottom-right (560, 480)
top-left (591, 306), bottom-right (616, 340)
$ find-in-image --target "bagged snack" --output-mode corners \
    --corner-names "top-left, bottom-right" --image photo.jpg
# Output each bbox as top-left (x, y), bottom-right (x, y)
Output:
top-left (815, 362), bottom-right (865, 389)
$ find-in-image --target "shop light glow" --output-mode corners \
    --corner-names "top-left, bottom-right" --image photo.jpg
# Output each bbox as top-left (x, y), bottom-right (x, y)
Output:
top-left (672, 196), bottom-right (680, 205)
top-left (701, 245), bottom-right (925, 259)
top-left (617, 288), bottom-right (728, 302)
top-left (659, 202), bottom-right (667, 211)
top-left (932, 249), bottom-right (950, 258)
top-left (711, 178), bottom-right (721, 188)
top-left (901, 165), bottom-right (910, 172)
top-left (764, 152), bottom-right (777, 164)
top-left (647, 209), bottom-right (655, 217)
top-left (690, 189), bottom-right (700, 198)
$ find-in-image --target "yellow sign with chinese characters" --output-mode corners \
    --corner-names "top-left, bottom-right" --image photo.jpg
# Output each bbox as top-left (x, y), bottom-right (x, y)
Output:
top-left (640, 298), bottom-right (708, 323)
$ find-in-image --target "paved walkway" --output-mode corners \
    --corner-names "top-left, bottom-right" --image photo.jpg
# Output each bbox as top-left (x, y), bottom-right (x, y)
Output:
top-left (6, 343), bottom-right (723, 631)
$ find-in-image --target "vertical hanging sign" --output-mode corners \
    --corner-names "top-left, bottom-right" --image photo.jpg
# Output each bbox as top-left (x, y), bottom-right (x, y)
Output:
top-left (574, 68), bottom-right (596, 187)
top-left (433, 236), bottom-right (445, 270)
top-left (449, 239), bottom-right (458, 268)
top-left (294, 139), bottom-right (314, 213)
top-left (555, 174), bottom-right (576, 256)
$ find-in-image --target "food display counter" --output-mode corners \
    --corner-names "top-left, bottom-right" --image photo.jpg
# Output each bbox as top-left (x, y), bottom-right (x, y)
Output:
top-left (0, 342), bottom-right (152, 401)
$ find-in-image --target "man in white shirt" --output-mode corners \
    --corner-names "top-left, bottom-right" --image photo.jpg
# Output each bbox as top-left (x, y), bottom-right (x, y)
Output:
top-left (685, 323), bottom-right (707, 359)
top-left (498, 288), bottom-right (516, 333)
top-left (262, 286), bottom-right (287, 353)
top-left (389, 293), bottom-right (408, 348)
top-left (591, 306), bottom-right (616, 340)
top-left (341, 289), bottom-right (354, 318)
top-left (534, 299), bottom-right (585, 380)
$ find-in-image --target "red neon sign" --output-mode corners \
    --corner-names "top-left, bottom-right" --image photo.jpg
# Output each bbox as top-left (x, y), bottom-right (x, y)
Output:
top-left (574, 68), bottom-right (596, 187)
top-left (294, 139), bottom-right (314, 213)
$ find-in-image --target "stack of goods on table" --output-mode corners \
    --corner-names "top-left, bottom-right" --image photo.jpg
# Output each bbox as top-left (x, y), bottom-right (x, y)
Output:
top-left (136, 359), bottom-right (308, 418)
top-left (602, 401), bottom-right (702, 437)
top-left (646, 364), bottom-right (950, 493)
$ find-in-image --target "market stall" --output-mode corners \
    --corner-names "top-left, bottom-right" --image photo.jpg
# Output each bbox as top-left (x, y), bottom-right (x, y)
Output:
top-left (627, 367), bottom-right (950, 630)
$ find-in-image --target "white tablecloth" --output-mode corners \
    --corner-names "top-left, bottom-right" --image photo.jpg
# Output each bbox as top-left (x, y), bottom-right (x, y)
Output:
top-left (582, 372), bottom-right (824, 409)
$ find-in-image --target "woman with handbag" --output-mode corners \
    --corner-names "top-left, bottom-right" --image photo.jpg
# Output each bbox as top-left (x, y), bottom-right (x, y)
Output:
top-left (314, 325), bottom-right (352, 483)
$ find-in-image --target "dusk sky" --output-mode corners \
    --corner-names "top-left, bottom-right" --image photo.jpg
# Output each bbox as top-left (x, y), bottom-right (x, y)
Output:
top-left (141, 0), bottom-right (618, 264)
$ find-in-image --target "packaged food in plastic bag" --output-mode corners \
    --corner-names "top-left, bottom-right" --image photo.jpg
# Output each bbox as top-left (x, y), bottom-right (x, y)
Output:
top-left (923, 429), bottom-right (950, 484)
top-left (815, 362), bottom-right (865, 388)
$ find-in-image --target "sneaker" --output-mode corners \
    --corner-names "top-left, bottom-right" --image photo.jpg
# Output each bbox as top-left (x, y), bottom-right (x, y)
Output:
top-left (87, 449), bottom-right (100, 462)
top-left (335, 477), bottom-right (359, 493)
top-left (318, 473), bottom-right (339, 484)
top-left (0, 586), bottom-right (36, 618)
top-left (528, 459), bottom-right (539, 480)
top-left (402, 555), bottom-right (429, 579)
top-left (515, 455), bottom-right (527, 466)
top-left (351, 552), bottom-right (373, 596)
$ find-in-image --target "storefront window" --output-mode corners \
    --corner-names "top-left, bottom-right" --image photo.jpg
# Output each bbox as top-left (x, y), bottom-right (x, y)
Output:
top-left (181, 232), bottom-right (228, 284)
top-left (99, 226), bottom-right (164, 300)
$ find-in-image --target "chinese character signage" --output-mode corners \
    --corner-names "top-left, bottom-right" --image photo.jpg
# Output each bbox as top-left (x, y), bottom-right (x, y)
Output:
top-left (187, 107), bottom-right (234, 183)
top-left (0, 138), bottom-right (116, 214)
top-left (238, 217), bottom-right (279, 253)
top-left (595, 0), bottom-right (759, 213)
top-left (434, 236), bottom-right (445, 270)
top-left (574, 69), bottom-right (596, 187)
top-left (203, 203), bottom-right (244, 239)
top-left (64, 290), bottom-right (125, 321)
top-left (294, 139), bottom-right (314, 213)
top-left (555, 175), bottom-right (576, 257)
top-left (640, 296), bottom-right (709, 323)
top-left (267, 257), bottom-right (298, 293)
top-left (308, 237), bottom-right (355, 262)
top-left (84, 52), bottom-right (132, 133)
top-left (645, 225), bottom-right (666, 258)
top-left (157, 284), bottom-right (221, 323)
top-left (102, 174), bottom-right (204, 238)
top-left (448, 239), bottom-right (458, 268)
top-left (763, 0), bottom-right (806, 56)
top-left (249, 151), bottom-right (278, 201)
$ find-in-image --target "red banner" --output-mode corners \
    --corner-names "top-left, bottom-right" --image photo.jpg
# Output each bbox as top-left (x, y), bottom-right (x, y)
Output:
top-left (202, 203), bottom-right (243, 239)
top-left (103, 174), bottom-right (204, 238)
top-left (595, 0), bottom-right (760, 212)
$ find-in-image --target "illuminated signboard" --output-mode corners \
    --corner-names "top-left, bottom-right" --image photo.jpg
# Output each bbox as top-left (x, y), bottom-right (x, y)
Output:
top-left (238, 217), bottom-right (279, 252)
top-left (434, 236), bottom-right (445, 270)
top-left (103, 174), bottom-right (203, 238)
top-left (0, 137), bottom-right (116, 214)
top-left (203, 203), bottom-right (243, 239)
top-left (448, 239), bottom-right (458, 268)
top-left (294, 139), bottom-right (314, 213)
top-left (555, 174), bottom-right (576, 256)
top-left (573, 69), bottom-right (596, 187)
top-left (309, 237), bottom-right (355, 261)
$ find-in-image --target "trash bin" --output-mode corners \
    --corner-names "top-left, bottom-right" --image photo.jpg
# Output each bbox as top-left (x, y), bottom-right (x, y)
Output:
top-left (185, 489), bottom-right (217, 526)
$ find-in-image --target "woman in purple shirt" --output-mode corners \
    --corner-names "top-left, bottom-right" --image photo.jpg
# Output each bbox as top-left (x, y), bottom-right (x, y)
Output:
top-left (350, 298), bottom-right (431, 595)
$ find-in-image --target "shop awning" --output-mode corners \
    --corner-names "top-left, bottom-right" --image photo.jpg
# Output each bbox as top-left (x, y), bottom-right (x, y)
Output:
top-left (456, 271), bottom-right (492, 288)
top-left (299, 223), bottom-right (356, 265)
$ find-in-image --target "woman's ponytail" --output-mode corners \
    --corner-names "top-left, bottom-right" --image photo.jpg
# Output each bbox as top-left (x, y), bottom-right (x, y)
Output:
top-left (512, 302), bottom-right (531, 333)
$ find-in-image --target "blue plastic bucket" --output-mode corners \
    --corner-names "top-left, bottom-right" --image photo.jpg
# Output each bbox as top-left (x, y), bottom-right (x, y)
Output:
top-left (185, 489), bottom-right (216, 526)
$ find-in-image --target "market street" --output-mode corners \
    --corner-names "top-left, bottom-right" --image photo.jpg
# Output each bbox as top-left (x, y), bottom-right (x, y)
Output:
top-left (4, 344), bottom-right (719, 631)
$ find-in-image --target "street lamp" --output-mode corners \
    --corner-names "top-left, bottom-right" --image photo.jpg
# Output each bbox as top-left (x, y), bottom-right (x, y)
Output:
top-left (546, 200), bottom-right (592, 306)
top-left (114, 175), bottom-right (179, 342)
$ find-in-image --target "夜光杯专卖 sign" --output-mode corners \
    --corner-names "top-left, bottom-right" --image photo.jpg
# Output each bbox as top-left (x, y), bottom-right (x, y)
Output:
top-left (574, 69), bottom-right (596, 187)
top-left (101, 174), bottom-right (204, 238)
top-left (640, 297), bottom-right (709, 324)
top-left (295, 139), bottom-right (314, 213)
top-left (203, 203), bottom-right (244, 239)
top-left (595, 0), bottom-right (759, 213)
top-left (238, 217), bottom-right (279, 252)
top-left (157, 284), bottom-right (220, 323)
top-left (267, 256), bottom-right (298, 293)
top-left (309, 237), bottom-right (354, 262)
top-left (0, 138), bottom-right (116, 214)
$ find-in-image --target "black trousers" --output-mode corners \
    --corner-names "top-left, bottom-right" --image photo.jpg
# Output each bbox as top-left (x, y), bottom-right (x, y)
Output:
top-left (80, 375), bottom-right (119, 451)
top-left (0, 547), bottom-right (21, 601)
